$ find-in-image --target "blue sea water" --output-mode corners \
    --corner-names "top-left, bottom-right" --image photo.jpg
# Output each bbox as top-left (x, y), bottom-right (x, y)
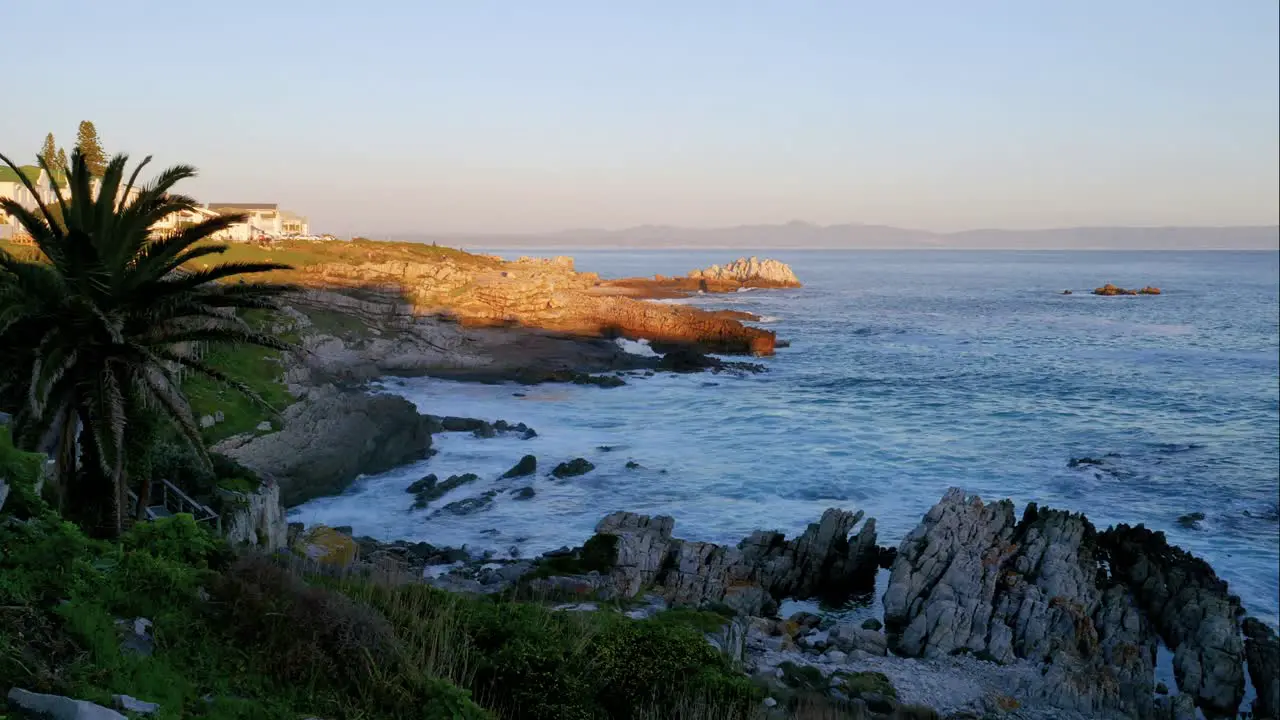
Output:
top-left (292, 250), bottom-right (1280, 626)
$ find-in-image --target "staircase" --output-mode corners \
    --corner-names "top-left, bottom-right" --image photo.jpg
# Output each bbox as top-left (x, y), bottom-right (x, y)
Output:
top-left (127, 479), bottom-right (220, 531)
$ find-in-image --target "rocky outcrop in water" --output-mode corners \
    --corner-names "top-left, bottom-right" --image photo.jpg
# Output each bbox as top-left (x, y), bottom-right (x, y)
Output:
top-left (588, 507), bottom-right (879, 615)
top-left (689, 257), bottom-right (802, 288)
top-left (213, 387), bottom-right (435, 507)
top-left (1093, 284), bottom-right (1162, 296)
top-left (883, 488), bottom-right (1257, 719)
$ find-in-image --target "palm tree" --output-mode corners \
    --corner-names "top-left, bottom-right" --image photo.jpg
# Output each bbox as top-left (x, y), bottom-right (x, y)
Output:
top-left (0, 148), bottom-right (294, 536)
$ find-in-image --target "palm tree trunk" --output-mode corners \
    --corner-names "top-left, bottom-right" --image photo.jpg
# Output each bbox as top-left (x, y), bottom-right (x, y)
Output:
top-left (52, 405), bottom-right (78, 512)
top-left (134, 471), bottom-right (152, 522)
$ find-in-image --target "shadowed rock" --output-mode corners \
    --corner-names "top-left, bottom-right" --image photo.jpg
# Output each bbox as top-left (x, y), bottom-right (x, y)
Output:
top-left (588, 507), bottom-right (878, 616)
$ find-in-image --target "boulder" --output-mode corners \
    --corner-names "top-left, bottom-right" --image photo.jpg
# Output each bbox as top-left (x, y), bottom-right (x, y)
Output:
top-left (657, 347), bottom-right (719, 373)
top-left (510, 486), bottom-right (536, 500)
top-left (295, 525), bottom-right (358, 567)
top-left (6, 688), bottom-right (126, 720)
top-left (439, 416), bottom-right (489, 432)
top-left (439, 491), bottom-right (496, 516)
top-left (552, 458), bottom-right (595, 478)
top-left (410, 473), bottom-right (479, 510)
top-left (830, 623), bottom-right (888, 656)
top-left (214, 387), bottom-right (434, 507)
top-left (502, 455), bottom-right (537, 479)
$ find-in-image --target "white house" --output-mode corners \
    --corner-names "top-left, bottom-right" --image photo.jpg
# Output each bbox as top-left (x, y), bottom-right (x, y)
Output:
top-left (206, 203), bottom-right (309, 240)
top-left (0, 165), bottom-right (63, 243)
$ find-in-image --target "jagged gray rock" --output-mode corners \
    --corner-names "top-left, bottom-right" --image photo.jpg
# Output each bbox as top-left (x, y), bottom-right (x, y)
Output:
top-left (1100, 523), bottom-right (1246, 717)
top-left (1243, 617), bottom-right (1279, 719)
top-left (883, 487), bottom-right (1252, 719)
top-left (218, 480), bottom-right (288, 550)
top-left (592, 507), bottom-right (878, 615)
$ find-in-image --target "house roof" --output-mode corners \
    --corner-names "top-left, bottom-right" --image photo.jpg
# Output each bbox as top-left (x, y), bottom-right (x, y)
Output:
top-left (0, 166), bottom-right (42, 185)
top-left (207, 202), bottom-right (278, 211)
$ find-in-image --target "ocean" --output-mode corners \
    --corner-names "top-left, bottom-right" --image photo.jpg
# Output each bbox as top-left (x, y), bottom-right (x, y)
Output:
top-left (291, 250), bottom-right (1280, 626)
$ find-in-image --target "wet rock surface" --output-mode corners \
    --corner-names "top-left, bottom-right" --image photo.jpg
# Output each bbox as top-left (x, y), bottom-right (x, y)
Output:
top-left (501, 455), bottom-right (537, 479)
top-left (551, 458), bottom-right (596, 478)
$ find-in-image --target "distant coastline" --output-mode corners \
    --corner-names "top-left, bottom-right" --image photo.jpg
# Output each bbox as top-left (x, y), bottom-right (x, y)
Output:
top-left (389, 223), bottom-right (1280, 251)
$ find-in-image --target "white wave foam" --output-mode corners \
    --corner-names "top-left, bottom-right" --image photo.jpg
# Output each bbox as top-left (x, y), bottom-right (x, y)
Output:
top-left (754, 315), bottom-right (781, 324)
top-left (614, 338), bottom-right (659, 357)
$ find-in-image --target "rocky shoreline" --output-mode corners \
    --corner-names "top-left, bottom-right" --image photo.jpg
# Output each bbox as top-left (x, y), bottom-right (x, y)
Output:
top-left (199, 250), bottom-right (1276, 718)
top-left (208, 255), bottom-right (789, 507)
top-left (291, 489), bottom-right (1278, 720)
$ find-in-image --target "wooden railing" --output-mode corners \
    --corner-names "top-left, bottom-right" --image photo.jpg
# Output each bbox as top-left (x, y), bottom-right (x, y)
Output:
top-left (127, 479), bottom-right (220, 532)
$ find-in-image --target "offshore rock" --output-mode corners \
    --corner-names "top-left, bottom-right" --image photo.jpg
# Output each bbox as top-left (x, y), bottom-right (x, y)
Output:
top-left (688, 257), bottom-right (802, 288)
top-left (589, 507), bottom-right (878, 615)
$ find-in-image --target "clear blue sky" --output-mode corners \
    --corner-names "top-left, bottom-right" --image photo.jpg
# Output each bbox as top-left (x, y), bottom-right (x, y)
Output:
top-left (3, 1), bottom-right (1277, 235)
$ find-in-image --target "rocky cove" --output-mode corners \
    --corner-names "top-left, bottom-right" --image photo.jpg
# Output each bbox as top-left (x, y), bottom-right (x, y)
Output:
top-left (184, 250), bottom-right (1280, 720)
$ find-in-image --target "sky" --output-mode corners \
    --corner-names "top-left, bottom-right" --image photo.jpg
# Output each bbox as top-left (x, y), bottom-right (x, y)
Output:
top-left (2, 1), bottom-right (1277, 236)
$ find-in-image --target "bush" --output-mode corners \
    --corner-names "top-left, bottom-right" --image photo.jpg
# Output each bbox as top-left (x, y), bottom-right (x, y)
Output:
top-left (121, 514), bottom-right (226, 569)
top-left (212, 555), bottom-right (398, 689)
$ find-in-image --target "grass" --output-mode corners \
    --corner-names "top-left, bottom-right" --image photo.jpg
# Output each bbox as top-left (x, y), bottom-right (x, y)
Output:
top-left (1, 484), bottom-right (762, 720)
top-left (183, 340), bottom-right (295, 444)
top-left (185, 237), bottom-right (502, 286)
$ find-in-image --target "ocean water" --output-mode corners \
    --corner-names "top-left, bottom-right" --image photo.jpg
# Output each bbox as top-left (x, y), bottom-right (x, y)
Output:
top-left (292, 250), bottom-right (1280, 625)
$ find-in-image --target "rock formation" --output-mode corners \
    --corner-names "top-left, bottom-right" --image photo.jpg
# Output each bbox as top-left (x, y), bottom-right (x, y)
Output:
top-left (1243, 616), bottom-right (1279, 719)
top-left (883, 488), bottom-right (1257, 719)
top-left (688, 257), bottom-right (802, 288)
top-left (213, 387), bottom-right (435, 506)
top-left (587, 507), bottom-right (879, 615)
top-left (291, 253), bottom-right (781, 356)
top-left (1099, 523), bottom-right (1245, 717)
top-left (218, 480), bottom-right (288, 551)
top-left (1094, 284), bottom-right (1162, 296)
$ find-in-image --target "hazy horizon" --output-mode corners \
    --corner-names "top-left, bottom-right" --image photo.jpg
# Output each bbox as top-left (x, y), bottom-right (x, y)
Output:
top-left (4, 2), bottom-right (1277, 236)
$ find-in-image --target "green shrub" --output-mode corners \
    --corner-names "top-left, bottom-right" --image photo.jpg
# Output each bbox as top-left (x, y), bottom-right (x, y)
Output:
top-left (779, 661), bottom-right (827, 691)
top-left (651, 608), bottom-right (730, 634)
top-left (121, 514), bottom-right (226, 569)
top-left (838, 670), bottom-right (898, 700)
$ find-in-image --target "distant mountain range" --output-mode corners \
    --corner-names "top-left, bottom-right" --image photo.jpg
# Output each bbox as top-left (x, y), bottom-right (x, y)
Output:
top-left (398, 222), bottom-right (1279, 250)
